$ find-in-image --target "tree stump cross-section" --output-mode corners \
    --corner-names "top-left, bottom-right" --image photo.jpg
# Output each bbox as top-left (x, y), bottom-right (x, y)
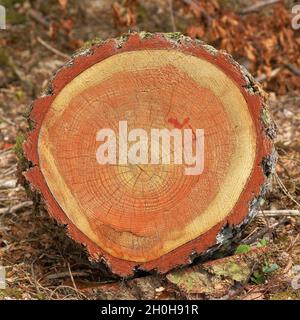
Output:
top-left (23, 33), bottom-right (276, 276)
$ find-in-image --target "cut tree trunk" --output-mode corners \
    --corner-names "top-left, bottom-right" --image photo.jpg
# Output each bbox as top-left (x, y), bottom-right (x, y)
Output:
top-left (22, 32), bottom-right (276, 276)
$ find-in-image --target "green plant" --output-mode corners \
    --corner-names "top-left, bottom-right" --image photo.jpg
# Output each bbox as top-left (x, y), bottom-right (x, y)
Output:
top-left (257, 238), bottom-right (268, 248)
top-left (235, 244), bottom-right (251, 254)
top-left (251, 271), bottom-right (264, 285)
top-left (262, 263), bottom-right (279, 273)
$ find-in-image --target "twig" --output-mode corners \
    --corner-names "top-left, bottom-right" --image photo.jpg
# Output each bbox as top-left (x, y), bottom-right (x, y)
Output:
top-left (255, 67), bottom-right (281, 82)
top-left (28, 9), bottom-right (50, 28)
top-left (0, 179), bottom-right (17, 189)
top-left (0, 46), bottom-right (33, 91)
top-left (168, 0), bottom-right (176, 32)
top-left (258, 210), bottom-right (300, 217)
top-left (0, 148), bottom-right (13, 157)
top-left (226, 261), bottom-right (259, 300)
top-left (0, 201), bottom-right (33, 215)
top-left (37, 37), bottom-right (70, 60)
top-left (0, 164), bottom-right (17, 178)
top-left (275, 173), bottom-right (300, 208)
top-left (46, 270), bottom-right (89, 280)
top-left (30, 260), bottom-right (41, 295)
top-left (49, 285), bottom-right (88, 300)
top-left (0, 114), bottom-right (16, 126)
top-left (182, 0), bottom-right (198, 7)
top-left (286, 234), bottom-right (300, 252)
top-left (67, 262), bottom-right (78, 291)
top-left (239, 0), bottom-right (280, 15)
top-left (243, 218), bottom-right (288, 244)
top-left (285, 63), bottom-right (300, 77)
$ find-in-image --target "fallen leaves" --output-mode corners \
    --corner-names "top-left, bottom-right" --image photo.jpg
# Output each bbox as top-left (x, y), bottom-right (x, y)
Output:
top-left (184, 1), bottom-right (300, 94)
top-left (112, 0), bottom-right (138, 28)
top-left (58, 0), bottom-right (68, 10)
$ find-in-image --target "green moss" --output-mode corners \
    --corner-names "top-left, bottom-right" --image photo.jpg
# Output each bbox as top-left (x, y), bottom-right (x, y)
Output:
top-left (271, 289), bottom-right (300, 300)
top-left (15, 88), bottom-right (24, 100)
top-left (0, 47), bottom-right (11, 67)
top-left (21, 107), bottom-right (35, 131)
top-left (202, 44), bottom-right (219, 56)
top-left (167, 269), bottom-right (211, 293)
top-left (116, 33), bottom-right (130, 48)
top-left (13, 133), bottom-right (29, 173)
top-left (36, 292), bottom-right (46, 300)
top-left (210, 262), bottom-right (251, 282)
top-left (235, 244), bottom-right (251, 254)
top-left (14, 133), bottom-right (25, 161)
top-left (262, 105), bottom-right (272, 127)
top-left (76, 37), bottom-right (104, 54)
top-left (164, 32), bottom-right (183, 42)
top-left (166, 272), bottom-right (181, 284)
top-left (0, 288), bottom-right (23, 299)
top-left (139, 31), bottom-right (153, 40)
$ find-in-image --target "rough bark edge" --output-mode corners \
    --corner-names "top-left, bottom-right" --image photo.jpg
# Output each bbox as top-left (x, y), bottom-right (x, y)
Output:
top-left (21, 32), bottom-right (276, 277)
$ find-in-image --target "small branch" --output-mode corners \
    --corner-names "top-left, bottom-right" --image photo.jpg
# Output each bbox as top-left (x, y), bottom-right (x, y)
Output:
top-left (0, 148), bottom-right (13, 157)
top-left (46, 271), bottom-right (89, 280)
top-left (243, 218), bottom-right (288, 244)
top-left (182, 0), bottom-right (198, 7)
top-left (255, 67), bottom-right (281, 83)
top-left (0, 179), bottom-right (17, 189)
top-left (0, 113), bottom-right (16, 126)
top-left (286, 234), bottom-right (300, 252)
top-left (67, 262), bottom-right (78, 291)
top-left (275, 173), bottom-right (300, 208)
top-left (0, 164), bottom-right (17, 178)
top-left (239, 0), bottom-right (280, 15)
top-left (37, 37), bottom-right (70, 60)
top-left (258, 210), bottom-right (300, 217)
top-left (285, 63), bottom-right (300, 77)
top-left (0, 201), bottom-right (33, 215)
top-left (28, 9), bottom-right (50, 28)
top-left (168, 0), bottom-right (177, 32)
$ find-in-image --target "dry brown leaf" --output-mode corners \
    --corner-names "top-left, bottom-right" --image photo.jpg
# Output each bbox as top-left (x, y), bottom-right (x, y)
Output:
top-left (58, 0), bottom-right (68, 10)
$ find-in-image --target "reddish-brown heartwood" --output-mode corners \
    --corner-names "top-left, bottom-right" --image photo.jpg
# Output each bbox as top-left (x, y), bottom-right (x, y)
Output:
top-left (23, 33), bottom-right (275, 276)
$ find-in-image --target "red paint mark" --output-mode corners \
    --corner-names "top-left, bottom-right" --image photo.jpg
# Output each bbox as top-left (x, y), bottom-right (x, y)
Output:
top-left (168, 117), bottom-right (190, 129)
top-left (168, 118), bottom-right (197, 141)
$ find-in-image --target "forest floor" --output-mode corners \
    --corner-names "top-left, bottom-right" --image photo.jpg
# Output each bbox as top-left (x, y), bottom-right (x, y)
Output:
top-left (0, 0), bottom-right (300, 300)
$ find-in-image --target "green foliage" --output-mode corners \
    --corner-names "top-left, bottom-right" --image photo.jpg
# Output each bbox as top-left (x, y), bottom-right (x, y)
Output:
top-left (0, 287), bottom-right (23, 299)
top-left (257, 238), bottom-right (268, 248)
top-left (251, 271), bottom-right (264, 285)
top-left (251, 262), bottom-right (279, 285)
top-left (164, 32), bottom-right (183, 41)
top-left (235, 244), bottom-right (251, 254)
top-left (13, 133), bottom-right (25, 161)
top-left (211, 262), bottom-right (251, 282)
top-left (0, 0), bottom-right (26, 25)
top-left (262, 263), bottom-right (279, 273)
top-left (235, 238), bottom-right (268, 255)
top-left (78, 37), bottom-right (104, 52)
